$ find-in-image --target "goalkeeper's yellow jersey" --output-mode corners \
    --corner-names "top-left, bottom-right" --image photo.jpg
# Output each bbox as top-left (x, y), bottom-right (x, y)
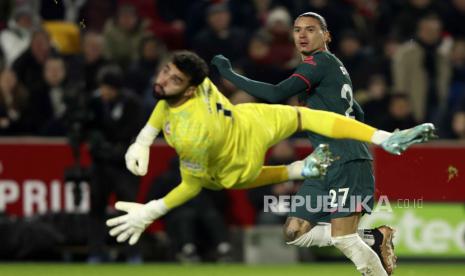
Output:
top-left (147, 78), bottom-right (263, 190)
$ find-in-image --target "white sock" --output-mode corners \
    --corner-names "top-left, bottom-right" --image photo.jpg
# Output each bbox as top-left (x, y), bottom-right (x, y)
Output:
top-left (287, 224), bottom-right (376, 248)
top-left (371, 130), bottom-right (392, 145)
top-left (286, 160), bottom-right (304, 180)
top-left (332, 234), bottom-right (387, 276)
top-left (358, 229), bottom-right (375, 246)
top-left (287, 223), bottom-right (332, 247)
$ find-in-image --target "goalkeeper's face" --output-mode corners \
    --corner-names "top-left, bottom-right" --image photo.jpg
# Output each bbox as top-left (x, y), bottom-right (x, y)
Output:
top-left (293, 16), bottom-right (330, 56)
top-left (153, 62), bottom-right (193, 100)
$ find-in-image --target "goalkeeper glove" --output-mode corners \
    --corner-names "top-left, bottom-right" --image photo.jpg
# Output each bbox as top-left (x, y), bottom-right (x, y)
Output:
top-left (125, 125), bottom-right (159, 176)
top-left (106, 200), bottom-right (168, 245)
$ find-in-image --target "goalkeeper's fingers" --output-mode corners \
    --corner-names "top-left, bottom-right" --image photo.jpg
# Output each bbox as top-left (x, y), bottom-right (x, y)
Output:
top-left (109, 222), bottom-right (129, 237)
top-left (129, 231), bottom-right (142, 245)
top-left (106, 214), bottom-right (129, 227)
top-left (135, 159), bottom-right (148, 176)
top-left (126, 158), bottom-right (138, 175)
top-left (117, 228), bottom-right (134, 243)
top-left (115, 201), bottom-right (140, 212)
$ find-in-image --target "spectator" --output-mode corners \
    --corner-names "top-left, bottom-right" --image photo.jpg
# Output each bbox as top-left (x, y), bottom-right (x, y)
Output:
top-left (259, 7), bottom-right (297, 70)
top-left (192, 3), bottom-right (248, 71)
top-left (125, 35), bottom-right (166, 96)
top-left (150, 0), bottom-right (188, 49)
top-left (370, 36), bottom-right (400, 85)
top-left (79, 0), bottom-right (115, 32)
top-left (391, 0), bottom-right (442, 42)
top-left (87, 65), bottom-right (144, 263)
top-left (443, 0), bottom-right (465, 38)
top-left (392, 14), bottom-right (451, 123)
top-left (336, 30), bottom-right (373, 92)
top-left (29, 56), bottom-right (69, 136)
top-left (103, 4), bottom-right (149, 69)
top-left (0, 6), bottom-right (38, 67)
top-left (451, 111), bottom-right (465, 140)
top-left (0, 69), bottom-right (30, 135)
top-left (379, 94), bottom-right (418, 132)
top-left (78, 31), bottom-right (108, 93)
top-left (237, 32), bottom-right (288, 86)
top-left (361, 75), bottom-right (390, 129)
top-left (229, 0), bottom-right (278, 33)
top-left (0, 0), bottom-right (13, 29)
top-left (445, 89), bottom-right (465, 138)
top-left (12, 29), bottom-right (54, 93)
top-left (448, 39), bottom-right (465, 108)
top-left (39, 0), bottom-right (87, 22)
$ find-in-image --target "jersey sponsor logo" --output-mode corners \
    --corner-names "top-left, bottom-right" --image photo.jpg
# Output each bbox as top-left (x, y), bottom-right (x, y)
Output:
top-left (181, 160), bottom-right (203, 172)
top-left (164, 121), bottom-right (171, 135)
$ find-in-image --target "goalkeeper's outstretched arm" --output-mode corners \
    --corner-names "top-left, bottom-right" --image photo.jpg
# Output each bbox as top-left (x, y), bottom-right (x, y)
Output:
top-left (106, 180), bottom-right (202, 245)
top-left (126, 102), bottom-right (165, 176)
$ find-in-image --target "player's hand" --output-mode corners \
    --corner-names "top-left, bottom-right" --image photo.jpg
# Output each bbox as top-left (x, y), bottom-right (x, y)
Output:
top-left (211, 55), bottom-right (232, 72)
top-left (125, 142), bottom-right (149, 176)
top-left (106, 200), bottom-right (167, 245)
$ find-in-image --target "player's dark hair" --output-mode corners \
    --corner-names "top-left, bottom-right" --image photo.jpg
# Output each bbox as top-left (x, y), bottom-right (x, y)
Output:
top-left (171, 51), bottom-right (209, 86)
top-left (296, 12), bottom-right (328, 32)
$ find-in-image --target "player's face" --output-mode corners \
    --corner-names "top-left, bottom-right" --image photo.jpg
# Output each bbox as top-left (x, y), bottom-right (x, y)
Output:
top-left (153, 63), bottom-right (191, 100)
top-left (293, 17), bottom-right (329, 56)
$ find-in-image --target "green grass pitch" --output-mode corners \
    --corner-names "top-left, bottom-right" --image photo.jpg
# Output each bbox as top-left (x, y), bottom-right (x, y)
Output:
top-left (1, 263), bottom-right (464, 276)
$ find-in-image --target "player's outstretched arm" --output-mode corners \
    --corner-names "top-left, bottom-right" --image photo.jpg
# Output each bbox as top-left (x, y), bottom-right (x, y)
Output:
top-left (106, 200), bottom-right (167, 245)
top-left (211, 55), bottom-right (306, 103)
top-left (106, 180), bottom-right (202, 245)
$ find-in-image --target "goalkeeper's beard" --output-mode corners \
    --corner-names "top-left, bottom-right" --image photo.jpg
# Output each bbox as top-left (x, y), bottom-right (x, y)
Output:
top-left (153, 84), bottom-right (184, 101)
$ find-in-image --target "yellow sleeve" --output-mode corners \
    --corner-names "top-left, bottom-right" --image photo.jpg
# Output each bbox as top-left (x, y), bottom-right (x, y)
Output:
top-left (162, 172), bottom-right (203, 209)
top-left (147, 101), bottom-right (166, 129)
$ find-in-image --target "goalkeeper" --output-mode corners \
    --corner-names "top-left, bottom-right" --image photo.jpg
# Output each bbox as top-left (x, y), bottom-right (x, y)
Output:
top-left (106, 51), bottom-right (435, 246)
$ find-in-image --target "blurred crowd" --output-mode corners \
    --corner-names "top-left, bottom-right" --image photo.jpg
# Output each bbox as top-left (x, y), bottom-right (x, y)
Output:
top-left (0, 0), bottom-right (464, 139)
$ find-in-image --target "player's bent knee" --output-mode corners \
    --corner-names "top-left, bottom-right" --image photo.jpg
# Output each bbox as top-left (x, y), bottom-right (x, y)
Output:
top-left (283, 217), bottom-right (311, 242)
top-left (287, 222), bottom-right (332, 247)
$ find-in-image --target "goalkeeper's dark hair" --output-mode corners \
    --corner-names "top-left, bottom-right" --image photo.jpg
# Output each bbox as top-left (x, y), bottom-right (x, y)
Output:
top-left (171, 51), bottom-right (208, 86)
top-left (296, 12), bottom-right (328, 32)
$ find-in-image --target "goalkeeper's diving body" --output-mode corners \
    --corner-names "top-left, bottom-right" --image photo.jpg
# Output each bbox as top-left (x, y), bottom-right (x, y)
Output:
top-left (106, 51), bottom-right (435, 255)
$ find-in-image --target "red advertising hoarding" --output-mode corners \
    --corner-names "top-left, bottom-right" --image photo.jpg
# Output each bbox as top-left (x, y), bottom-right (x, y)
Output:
top-left (1, 138), bottom-right (464, 221)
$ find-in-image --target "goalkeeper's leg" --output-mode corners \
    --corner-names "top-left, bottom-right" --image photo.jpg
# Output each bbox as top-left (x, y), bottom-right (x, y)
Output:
top-left (235, 144), bottom-right (334, 190)
top-left (234, 165), bottom-right (299, 189)
top-left (296, 107), bottom-right (437, 155)
top-left (296, 107), bottom-right (390, 145)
